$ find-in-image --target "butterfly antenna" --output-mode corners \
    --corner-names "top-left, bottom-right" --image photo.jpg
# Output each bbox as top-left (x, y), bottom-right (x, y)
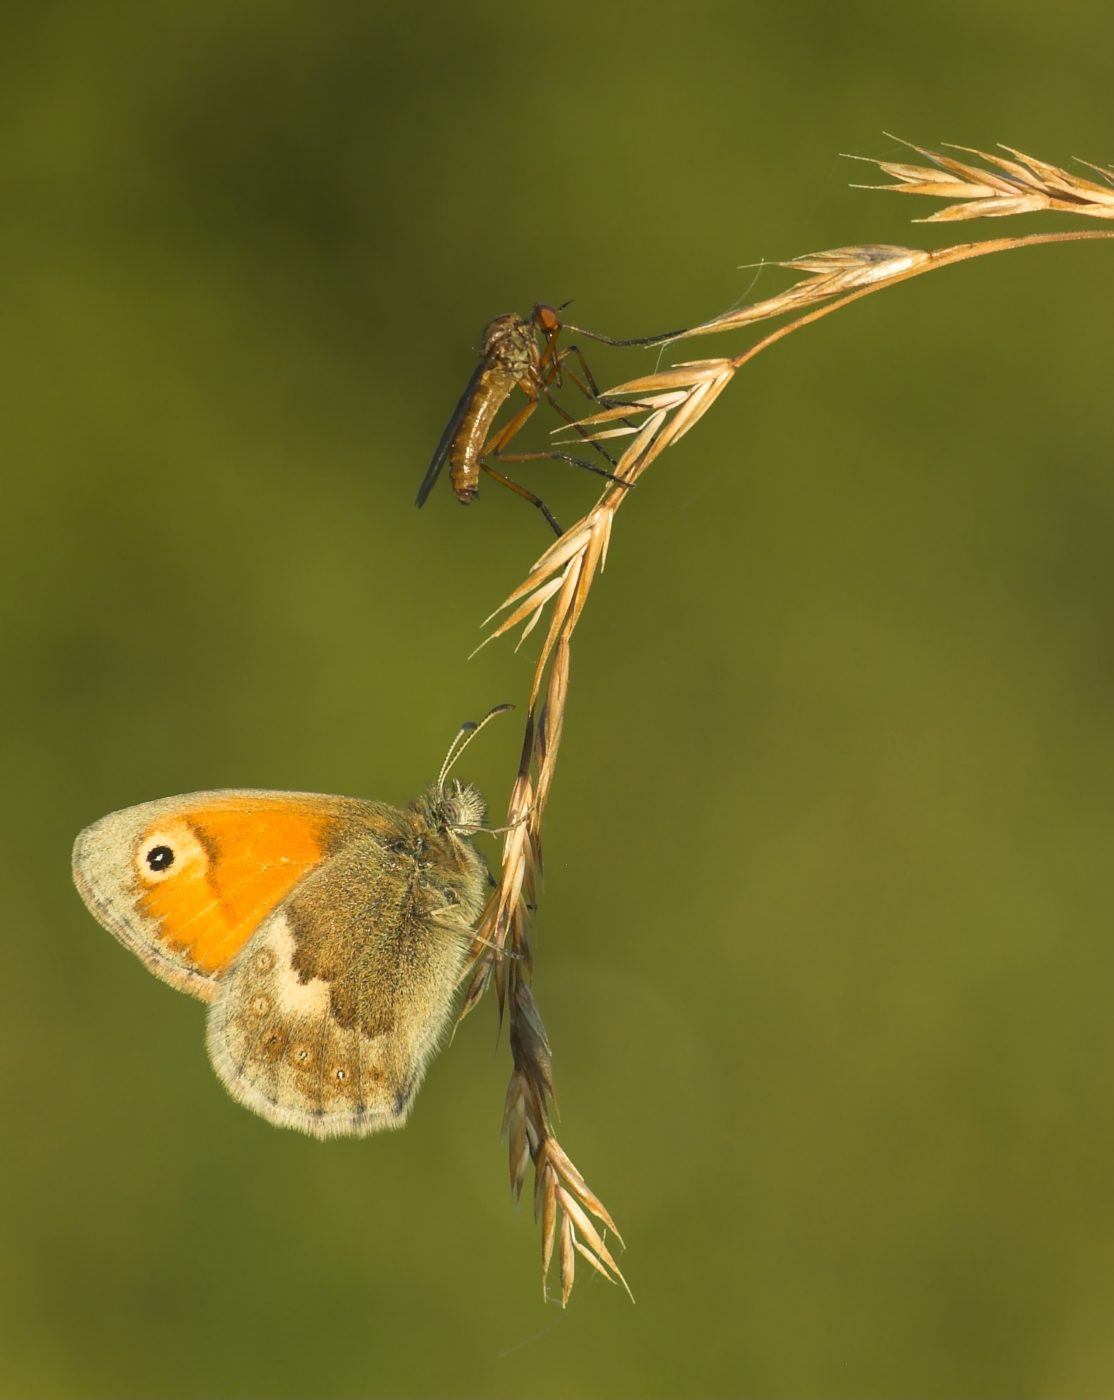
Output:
top-left (436, 703), bottom-right (514, 796)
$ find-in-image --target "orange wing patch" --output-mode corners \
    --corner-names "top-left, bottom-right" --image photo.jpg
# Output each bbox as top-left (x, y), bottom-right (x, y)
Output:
top-left (136, 798), bottom-right (339, 976)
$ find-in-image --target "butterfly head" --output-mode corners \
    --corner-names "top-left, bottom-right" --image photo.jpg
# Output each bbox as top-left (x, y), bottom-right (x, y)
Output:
top-left (415, 779), bottom-right (486, 839)
top-left (423, 703), bottom-right (511, 842)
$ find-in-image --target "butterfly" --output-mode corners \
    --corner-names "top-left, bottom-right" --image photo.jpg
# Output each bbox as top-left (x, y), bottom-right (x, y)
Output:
top-left (72, 752), bottom-right (494, 1139)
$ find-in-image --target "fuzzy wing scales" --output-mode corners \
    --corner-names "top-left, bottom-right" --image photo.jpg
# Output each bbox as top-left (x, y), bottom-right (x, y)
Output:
top-left (205, 834), bottom-right (484, 1138)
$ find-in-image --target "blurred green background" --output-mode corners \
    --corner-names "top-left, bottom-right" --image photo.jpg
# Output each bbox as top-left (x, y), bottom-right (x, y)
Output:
top-left (4, 2), bottom-right (1114, 1397)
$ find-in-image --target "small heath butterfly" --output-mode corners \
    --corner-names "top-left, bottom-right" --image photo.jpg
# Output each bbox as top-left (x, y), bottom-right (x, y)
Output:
top-left (72, 719), bottom-right (504, 1138)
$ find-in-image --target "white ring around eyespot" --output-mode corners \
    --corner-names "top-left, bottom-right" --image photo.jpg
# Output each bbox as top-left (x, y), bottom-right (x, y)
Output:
top-left (134, 821), bottom-right (207, 886)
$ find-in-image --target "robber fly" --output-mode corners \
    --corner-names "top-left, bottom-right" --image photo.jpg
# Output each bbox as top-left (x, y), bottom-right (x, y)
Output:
top-left (415, 303), bottom-right (624, 536)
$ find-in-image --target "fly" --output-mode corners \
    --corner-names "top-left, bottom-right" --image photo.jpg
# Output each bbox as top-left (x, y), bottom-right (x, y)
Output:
top-left (415, 303), bottom-right (625, 536)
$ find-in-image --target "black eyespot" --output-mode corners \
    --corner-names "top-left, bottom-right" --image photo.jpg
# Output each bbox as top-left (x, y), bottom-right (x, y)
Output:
top-left (442, 887), bottom-right (459, 906)
top-left (146, 845), bottom-right (174, 872)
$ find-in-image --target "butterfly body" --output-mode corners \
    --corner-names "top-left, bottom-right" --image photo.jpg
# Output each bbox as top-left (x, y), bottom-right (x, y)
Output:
top-left (73, 784), bottom-right (487, 1138)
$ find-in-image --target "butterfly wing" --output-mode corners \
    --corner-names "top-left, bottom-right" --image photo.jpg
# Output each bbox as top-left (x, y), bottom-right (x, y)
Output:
top-left (205, 827), bottom-right (486, 1138)
top-left (72, 790), bottom-right (374, 1002)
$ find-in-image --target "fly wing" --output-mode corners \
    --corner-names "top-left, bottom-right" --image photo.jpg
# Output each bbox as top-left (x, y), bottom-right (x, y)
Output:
top-left (415, 362), bottom-right (486, 507)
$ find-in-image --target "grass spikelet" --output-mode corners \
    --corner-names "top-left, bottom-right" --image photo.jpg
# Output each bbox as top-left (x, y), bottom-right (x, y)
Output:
top-left (849, 138), bottom-right (1114, 222)
top-left (459, 140), bottom-right (1113, 1302)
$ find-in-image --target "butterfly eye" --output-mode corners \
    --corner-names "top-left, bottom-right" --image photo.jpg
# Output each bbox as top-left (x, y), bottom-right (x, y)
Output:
top-left (145, 845), bottom-right (175, 873)
top-left (442, 887), bottom-right (459, 906)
